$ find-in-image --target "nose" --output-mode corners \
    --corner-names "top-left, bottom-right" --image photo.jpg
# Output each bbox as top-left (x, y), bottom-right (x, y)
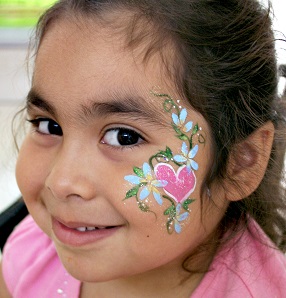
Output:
top-left (45, 142), bottom-right (98, 201)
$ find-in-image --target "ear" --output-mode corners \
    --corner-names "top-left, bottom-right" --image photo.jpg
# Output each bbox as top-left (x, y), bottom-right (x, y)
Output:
top-left (223, 121), bottom-right (274, 202)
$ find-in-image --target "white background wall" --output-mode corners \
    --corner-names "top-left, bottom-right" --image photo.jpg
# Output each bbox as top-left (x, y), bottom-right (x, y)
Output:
top-left (0, 43), bottom-right (28, 212)
top-left (271, 0), bottom-right (286, 65)
top-left (0, 1), bottom-right (285, 212)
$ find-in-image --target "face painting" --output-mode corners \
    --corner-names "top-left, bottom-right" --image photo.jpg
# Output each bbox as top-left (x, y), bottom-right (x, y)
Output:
top-left (124, 92), bottom-right (205, 234)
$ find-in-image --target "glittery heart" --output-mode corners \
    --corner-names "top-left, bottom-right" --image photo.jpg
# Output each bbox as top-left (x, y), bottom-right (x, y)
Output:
top-left (154, 163), bottom-right (196, 203)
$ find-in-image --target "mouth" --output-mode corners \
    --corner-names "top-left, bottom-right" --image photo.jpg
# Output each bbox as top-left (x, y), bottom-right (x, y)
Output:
top-left (52, 217), bottom-right (122, 247)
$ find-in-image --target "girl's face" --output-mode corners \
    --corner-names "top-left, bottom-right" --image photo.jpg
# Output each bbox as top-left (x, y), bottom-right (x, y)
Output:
top-left (16, 18), bottom-right (227, 282)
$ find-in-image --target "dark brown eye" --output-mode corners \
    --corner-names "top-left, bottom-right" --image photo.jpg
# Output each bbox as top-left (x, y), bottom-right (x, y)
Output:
top-left (102, 128), bottom-right (144, 147)
top-left (28, 118), bottom-right (63, 136)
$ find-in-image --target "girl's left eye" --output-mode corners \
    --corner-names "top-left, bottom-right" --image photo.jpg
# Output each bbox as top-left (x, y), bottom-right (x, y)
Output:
top-left (101, 128), bottom-right (145, 147)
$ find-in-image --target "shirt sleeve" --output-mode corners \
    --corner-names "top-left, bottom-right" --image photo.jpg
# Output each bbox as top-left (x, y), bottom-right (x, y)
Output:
top-left (192, 222), bottom-right (286, 297)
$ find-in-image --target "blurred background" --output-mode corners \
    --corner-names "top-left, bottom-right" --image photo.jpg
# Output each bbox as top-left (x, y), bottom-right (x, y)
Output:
top-left (0, 0), bottom-right (57, 212)
top-left (0, 0), bottom-right (285, 213)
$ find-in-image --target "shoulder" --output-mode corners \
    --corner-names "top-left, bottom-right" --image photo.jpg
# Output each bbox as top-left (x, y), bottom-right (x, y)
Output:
top-left (2, 215), bottom-right (56, 296)
top-left (2, 215), bottom-right (80, 298)
top-left (192, 222), bottom-right (286, 298)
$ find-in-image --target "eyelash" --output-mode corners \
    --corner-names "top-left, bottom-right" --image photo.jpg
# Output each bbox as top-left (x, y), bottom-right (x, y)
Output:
top-left (101, 127), bottom-right (146, 149)
top-left (27, 118), bottom-right (145, 149)
top-left (27, 118), bottom-right (63, 136)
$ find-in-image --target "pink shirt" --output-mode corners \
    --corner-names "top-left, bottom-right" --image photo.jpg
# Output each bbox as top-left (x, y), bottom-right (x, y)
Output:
top-left (3, 215), bottom-right (286, 297)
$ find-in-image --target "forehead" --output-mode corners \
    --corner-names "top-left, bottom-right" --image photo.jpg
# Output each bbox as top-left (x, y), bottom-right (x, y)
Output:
top-left (33, 17), bottom-right (177, 107)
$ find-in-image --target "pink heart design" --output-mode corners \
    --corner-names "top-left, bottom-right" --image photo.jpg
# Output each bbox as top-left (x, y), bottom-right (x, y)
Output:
top-left (154, 163), bottom-right (196, 203)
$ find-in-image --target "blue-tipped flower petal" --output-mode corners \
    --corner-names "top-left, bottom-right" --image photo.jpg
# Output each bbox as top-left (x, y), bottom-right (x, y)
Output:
top-left (142, 162), bottom-right (151, 177)
top-left (175, 222), bottom-right (182, 233)
top-left (172, 113), bottom-right (179, 125)
top-left (173, 155), bottom-right (187, 163)
top-left (184, 121), bottom-right (193, 132)
top-left (124, 175), bottom-right (141, 185)
top-left (179, 108), bottom-right (187, 123)
top-left (139, 187), bottom-right (150, 200)
top-left (190, 160), bottom-right (199, 171)
top-left (177, 212), bottom-right (189, 222)
top-left (153, 191), bottom-right (163, 205)
top-left (189, 144), bottom-right (198, 159)
top-left (176, 203), bottom-right (182, 214)
top-left (181, 142), bottom-right (188, 156)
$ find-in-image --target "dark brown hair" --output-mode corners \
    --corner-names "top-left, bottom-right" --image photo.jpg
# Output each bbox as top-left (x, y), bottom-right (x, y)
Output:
top-left (30, 0), bottom-right (286, 270)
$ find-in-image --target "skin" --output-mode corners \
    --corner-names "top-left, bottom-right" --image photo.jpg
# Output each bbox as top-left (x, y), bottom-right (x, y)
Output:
top-left (11, 17), bottom-right (231, 297)
top-left (0, 263), bottom-right (11, 298)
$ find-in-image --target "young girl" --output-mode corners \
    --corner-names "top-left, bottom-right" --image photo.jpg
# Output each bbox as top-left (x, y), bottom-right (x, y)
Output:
top-left (1, 0), bottom-right (286, 297)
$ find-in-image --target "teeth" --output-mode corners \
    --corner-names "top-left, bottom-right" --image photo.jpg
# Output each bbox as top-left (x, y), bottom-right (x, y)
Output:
top-left (76, 227), bottom-right (87, 232)
top-left (75, 226), bottom-right (107, 232)
top-left (86, 227), bottom-right (96, 231)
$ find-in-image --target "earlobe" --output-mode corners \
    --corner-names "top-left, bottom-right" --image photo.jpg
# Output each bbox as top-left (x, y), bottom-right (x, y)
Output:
top-left (224, 121), bottom-right (274, 202)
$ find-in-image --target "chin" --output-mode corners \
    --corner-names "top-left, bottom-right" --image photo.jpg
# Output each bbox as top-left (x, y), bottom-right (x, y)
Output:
top-left (56, 249), bottom-right (120, 283)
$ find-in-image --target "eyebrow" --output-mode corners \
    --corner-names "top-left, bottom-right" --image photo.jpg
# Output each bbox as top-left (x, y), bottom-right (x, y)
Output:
top-left (26, 89), bottom-right (57, 117)
top-left (26, 88), bottom-right (168, 127)
top-left (84, 95), bottom-right (167, 125)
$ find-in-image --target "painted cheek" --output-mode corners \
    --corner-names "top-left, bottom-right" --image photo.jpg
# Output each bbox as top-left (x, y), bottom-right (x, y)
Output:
top-left (123, 92), bottom-right (206, 235)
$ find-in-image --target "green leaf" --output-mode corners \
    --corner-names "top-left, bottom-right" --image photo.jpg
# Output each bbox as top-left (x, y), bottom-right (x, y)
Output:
top-left (158, 151), bottom-right (167, 157)
top-left (166, 146), bottom-right (172, 154)
top-left (184, 198), bottom-right (195, 205)
top-left (165, 147), bottom-right (173, 158)
top-left (133, 167), bottom-right (144, 178)
top-left (178, 135), bottom-right (188, 141)
top-left (182, 199), bottom-right (195, 210)
top-left (166, 219), bottom-right (174, 234)
top-left (125, 186), bottom-right (139, 199)
top-left (192, 124), bottom-right (199, 134)
top-left (164, 205), bottom-right (176, 216)
top-left (138, 202), bottom-right (149, 212)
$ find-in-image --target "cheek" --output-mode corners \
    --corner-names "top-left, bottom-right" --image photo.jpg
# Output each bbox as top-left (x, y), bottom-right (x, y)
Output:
top-left (120, 143), bottom-right (211, 236)
top-left (114, 199), bottom-right (209, 274)
top-left (16, 138), bottom-right (49, 202)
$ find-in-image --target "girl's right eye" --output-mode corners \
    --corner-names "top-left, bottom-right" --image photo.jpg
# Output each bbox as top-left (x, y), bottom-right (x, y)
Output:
top-left (27, 118), bottom-right (63, 136)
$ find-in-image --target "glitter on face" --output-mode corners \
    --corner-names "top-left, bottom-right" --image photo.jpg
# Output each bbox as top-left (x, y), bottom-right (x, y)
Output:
top-left (124, 92), bottom-right (206, 234)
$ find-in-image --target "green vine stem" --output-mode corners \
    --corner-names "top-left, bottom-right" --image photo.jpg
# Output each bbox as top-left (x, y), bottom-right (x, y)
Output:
top-left (151, 91), bottom-right (180, 115)
top-left (148, 146), bottom-right (181, 169)
top-left (151, 90), bottom-right (206, 149)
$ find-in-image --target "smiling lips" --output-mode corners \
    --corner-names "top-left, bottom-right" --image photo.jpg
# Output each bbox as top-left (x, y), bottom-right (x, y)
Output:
top-left (52, 218), bottom-right (122, 247)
